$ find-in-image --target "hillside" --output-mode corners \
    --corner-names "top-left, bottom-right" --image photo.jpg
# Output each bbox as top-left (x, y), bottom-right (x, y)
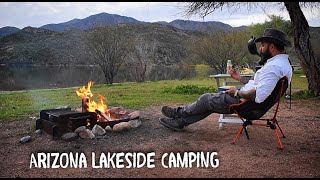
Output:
top-left (0, 26), bottom-right (20, 38)
top-left (0, 26), bottom-right (89, 65)
top-left (1, 25), bottom-right (319, 67)
top-left (0, 23), bottom-right (206, 66)
top-left (1, 8), bottom-right (318, 67)
top-left (0, 12), bottom-right (245, 66)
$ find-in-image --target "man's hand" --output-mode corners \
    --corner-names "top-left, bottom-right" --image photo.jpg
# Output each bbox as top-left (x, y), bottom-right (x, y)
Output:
top-left (226, 86), bottom-right (237, 96)
top-left (228, 68), bottom-right (241, 81)
top-left (226, 87), bottom-right (256, 101)
top-left (229, 67), bottom-right (251, 84)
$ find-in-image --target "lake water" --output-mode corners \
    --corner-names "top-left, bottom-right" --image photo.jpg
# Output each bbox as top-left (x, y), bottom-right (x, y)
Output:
top-left (0, 64), bottom-right (202, 91)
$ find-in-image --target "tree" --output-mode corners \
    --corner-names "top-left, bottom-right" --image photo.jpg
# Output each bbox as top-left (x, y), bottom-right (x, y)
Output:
top-left (190, 30), bottom-right (252, 74)
top-left (249, 15), bottom-right (292, 38)
top-left (284, 2), bottom-right (320, 96)
top-left (85, 25), bottom-right (129, 84)
top-left (183, 2), bottom-right (320, 96)
top-left (125, 36), bottom-right (157, 82)
top-left (249, 15), bottom-right (299, 65)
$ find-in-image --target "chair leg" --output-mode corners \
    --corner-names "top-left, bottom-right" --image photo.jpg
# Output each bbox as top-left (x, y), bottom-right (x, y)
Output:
top-left (275, 129), bottom-right (284, 150)
top-left (244, 127), bottom-right (250, 140)
top-left (233, 120), bottom-right (285, 149)
top-left (233, 126), bottom-right (244, 144)
top-left (275, 121), bottom-right (286, 138)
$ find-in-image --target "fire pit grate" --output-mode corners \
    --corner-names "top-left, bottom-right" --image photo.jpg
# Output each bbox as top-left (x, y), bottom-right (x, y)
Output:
top-left (36, 107), bottom-right (96, 139)
top-left (36, 107), bottom-right (132, 139)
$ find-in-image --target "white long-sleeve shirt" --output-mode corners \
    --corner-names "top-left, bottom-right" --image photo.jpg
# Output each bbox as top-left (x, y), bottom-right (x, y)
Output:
top-left (240, 54), bottom-right (292, 103)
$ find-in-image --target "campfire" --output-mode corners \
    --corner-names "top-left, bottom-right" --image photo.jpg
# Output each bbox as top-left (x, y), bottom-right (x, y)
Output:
top-left (35, 81), bottom-right (140, 140)
top-left (76, 81), bottom-right (122, 122)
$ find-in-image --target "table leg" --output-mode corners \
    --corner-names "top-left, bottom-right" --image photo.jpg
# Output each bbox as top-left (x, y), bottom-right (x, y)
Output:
top-left (215, 78), bottom-right (220, 87)
top-left (219, 114), bottom-right (224, 129)
top-left (222, 77), bottom-right (227, 86)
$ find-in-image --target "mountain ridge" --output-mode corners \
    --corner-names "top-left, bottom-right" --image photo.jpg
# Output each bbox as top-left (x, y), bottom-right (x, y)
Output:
top-left (40, 12), bottom-right (144, 32)
top-left (0, 12), bottom-right (246, 37)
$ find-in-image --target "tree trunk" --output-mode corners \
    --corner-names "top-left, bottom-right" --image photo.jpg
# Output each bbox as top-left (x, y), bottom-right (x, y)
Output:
top-left (102, 67), bottom-right (114, 85)
top-left (284, 2), bottom-right (320, 96)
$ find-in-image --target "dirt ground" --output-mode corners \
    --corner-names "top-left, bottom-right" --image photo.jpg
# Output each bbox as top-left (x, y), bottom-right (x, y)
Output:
top-left (0, 98), bottom-right (320, 178)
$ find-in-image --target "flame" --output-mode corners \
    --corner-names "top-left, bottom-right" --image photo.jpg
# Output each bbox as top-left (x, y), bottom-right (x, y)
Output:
top-left (76, 81), bottom-right (94, 99)
top-left (86, 119), bottom-right (90, 129)
top-left (76, 81), bottom-right (110, 122)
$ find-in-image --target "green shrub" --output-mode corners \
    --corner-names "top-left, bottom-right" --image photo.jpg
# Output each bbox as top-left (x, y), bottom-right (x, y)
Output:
top-left (164, 85), bottom-right (217, 95)
top-left (292, 90), bottom-right (320, 100)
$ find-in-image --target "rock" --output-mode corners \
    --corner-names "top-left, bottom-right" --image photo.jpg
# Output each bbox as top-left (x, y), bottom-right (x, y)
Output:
top-left (56, 106), bottom-right (70, 109)
top-left (61, 132), bottom-right (78, 141)
top-left (129, 119), bottom-right (142, 128)
top-left (79, 129), bottom-right (95, 139)
top-left (30, 116), bottom-right (37, 120)
top-left (128, 111), bottom-right (140, 120)
top-left (74, 126), bottom-right (86, 133)
top-left (35, 129), bottom-right (42, 134)
top-left (92, 124), bottom-right (106, 136)
top-left (105, 126), bottom-right (112, 132)
top-left (112, 122), bottom-right (132, 132)
top-left (109, 107), bottom-right (126, 115)
top-left (72, 107), bottom-right (82, 112)
top-left (19, 136), bottom-right (31, 144)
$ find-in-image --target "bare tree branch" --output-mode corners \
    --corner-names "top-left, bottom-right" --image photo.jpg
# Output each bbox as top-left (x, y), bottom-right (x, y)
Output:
top-left (182, 2), bottom-right (261, 19)
top-left (125, 36), bottom-right (157, 82)
top-left (85, 25), bottom-right (129, 84)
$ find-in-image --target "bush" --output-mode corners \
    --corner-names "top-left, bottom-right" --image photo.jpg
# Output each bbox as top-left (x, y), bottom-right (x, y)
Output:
top-left (164, 85), bottom-right (217, 95)
top-left (292, 90), bottom-right (319, 100)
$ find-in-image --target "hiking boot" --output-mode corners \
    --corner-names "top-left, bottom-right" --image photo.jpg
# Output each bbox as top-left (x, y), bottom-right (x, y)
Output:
top-left (161, 106), bottom-right (180, 118)
top-left (159, 117), bottom-right (185, 131)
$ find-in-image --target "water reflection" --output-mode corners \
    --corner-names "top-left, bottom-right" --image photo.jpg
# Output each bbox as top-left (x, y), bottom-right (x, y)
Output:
top-left (0, 64), bottom-right (199, 91)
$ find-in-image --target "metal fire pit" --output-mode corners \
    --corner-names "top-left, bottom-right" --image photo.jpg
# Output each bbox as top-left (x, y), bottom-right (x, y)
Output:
top-left (36, 107), bottom-right (131, 139)
top-left (36, 107), bottom-right (96, 139)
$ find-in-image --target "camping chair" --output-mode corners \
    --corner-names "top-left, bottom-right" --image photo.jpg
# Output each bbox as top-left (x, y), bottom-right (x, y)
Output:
top-left (229, 76), bottom-right (289, 149)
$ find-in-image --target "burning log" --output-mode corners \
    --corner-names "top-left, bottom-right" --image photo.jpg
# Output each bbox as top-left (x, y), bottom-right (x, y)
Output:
top-left (82, 98), bottom-right (89, 112)
top-left (95, 109), bottom-right (112, 121)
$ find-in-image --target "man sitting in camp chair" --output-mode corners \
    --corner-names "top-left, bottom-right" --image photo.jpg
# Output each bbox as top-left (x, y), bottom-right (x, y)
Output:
top-left (159, 28), bottom-right (293, 131)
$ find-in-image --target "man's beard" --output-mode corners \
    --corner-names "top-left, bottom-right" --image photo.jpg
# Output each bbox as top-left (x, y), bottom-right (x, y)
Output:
top-left (258, 48), bottom-right (272, 65)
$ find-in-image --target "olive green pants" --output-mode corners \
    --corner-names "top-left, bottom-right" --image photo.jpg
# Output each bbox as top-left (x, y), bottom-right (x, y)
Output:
top-left (177, 92), bottom-right (241, 126)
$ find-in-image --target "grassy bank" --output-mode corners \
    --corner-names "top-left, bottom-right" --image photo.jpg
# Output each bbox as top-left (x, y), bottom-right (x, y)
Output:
top-left (0, 72), bottom-right (311, 122)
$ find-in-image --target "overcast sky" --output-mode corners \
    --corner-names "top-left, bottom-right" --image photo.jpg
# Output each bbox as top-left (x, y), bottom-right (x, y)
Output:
top-left (1, 2), bottom-right (319, 29)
